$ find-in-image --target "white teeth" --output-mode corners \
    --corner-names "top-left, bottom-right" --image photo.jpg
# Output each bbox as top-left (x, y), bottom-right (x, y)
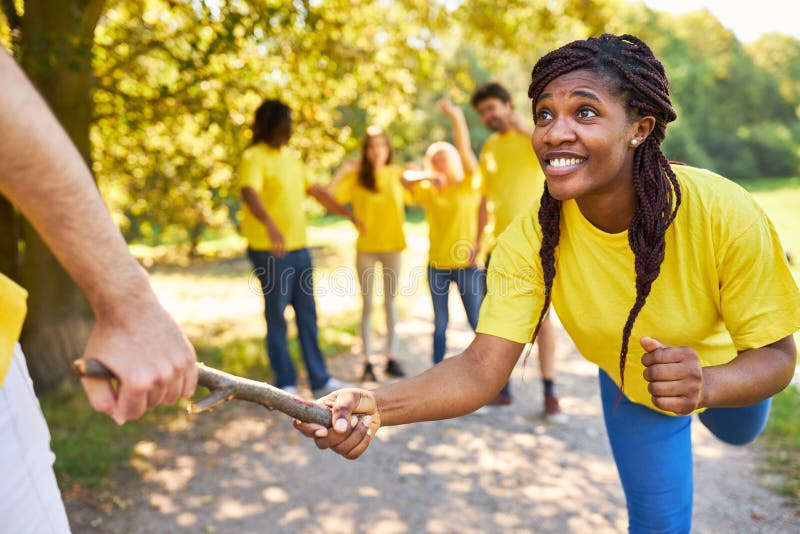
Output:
top-left (549, 157), bottom-right (584, 168)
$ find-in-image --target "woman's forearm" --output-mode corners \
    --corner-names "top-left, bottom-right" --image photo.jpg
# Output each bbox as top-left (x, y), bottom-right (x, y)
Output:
top-left (374, 334), bottom-right (523, 426)
top-left (702, 335), bottom-right (797, 408)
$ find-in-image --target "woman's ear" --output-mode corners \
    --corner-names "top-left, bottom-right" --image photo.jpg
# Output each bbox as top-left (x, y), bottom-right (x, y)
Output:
top-left (630, 115), bottom-right (656, 146)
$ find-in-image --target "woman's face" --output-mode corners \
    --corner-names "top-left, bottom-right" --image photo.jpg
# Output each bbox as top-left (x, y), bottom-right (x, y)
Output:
top-left (365, 135), bottom-right (390, 166)
top-left (430, 150), bottom-right (449, 174)
top-left (532, 69), bottom-right (648, 204)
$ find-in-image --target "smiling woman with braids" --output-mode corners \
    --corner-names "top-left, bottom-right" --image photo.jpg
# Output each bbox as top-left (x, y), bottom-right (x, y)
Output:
top-left (294, 34), bottom-right (800, 533)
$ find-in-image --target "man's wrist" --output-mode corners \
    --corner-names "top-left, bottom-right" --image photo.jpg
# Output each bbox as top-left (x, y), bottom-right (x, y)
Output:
top-left (89, 263), bottom-right (159, 325)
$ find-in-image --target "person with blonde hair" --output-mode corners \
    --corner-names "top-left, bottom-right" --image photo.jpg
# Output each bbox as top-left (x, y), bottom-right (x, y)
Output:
top-left (401, 99), bottom-right (484, 365)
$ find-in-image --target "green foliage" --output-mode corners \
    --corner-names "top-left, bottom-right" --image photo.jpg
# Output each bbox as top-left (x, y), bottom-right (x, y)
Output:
top-left (85, 0), bottom-right (614, 252)
top-left (4, 0), bottom-right (800, 245)
top-left (41, 384), bottom-right (184, 489)
top-left (761, 385), bottom-right (800, 504)
top-left (609, 2), bottom-right (800, 180)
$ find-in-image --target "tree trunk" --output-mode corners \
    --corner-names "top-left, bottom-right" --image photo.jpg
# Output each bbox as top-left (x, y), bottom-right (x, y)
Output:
top-left (15, 0), bottom-right (105, 392)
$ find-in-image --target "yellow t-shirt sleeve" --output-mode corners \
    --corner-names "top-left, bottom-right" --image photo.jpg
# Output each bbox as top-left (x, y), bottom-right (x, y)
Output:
top-left (476, 210), bottom-right (547, 344)
top-left (333, 171), bottom-right (356, 205)
top-left (238, 147), bottom-right (264, 191)
top-left (0, 274), bottom-right (27, 386)
top-left (717, 205), bottom-right (800, 350)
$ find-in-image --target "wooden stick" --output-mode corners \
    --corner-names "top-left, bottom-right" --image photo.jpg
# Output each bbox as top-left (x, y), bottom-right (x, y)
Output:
top-left (72, 358), bottom-right (333, 427)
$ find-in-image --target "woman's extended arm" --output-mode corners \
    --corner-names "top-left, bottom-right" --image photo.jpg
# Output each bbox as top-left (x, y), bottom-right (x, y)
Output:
top-left (307, 183), bottom-right (364, 232)
top-left (294, 333), bottom-right (525, 459)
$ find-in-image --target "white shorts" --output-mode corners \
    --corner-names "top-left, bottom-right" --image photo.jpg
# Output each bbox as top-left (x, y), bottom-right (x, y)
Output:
top-left (0, 344), bottom-right (71, 533)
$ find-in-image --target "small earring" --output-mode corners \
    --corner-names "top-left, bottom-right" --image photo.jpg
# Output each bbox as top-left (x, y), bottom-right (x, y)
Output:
top-left (631, 139), bottom-right (638, 146)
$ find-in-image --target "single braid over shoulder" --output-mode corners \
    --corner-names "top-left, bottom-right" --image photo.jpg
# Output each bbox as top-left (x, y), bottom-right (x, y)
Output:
top-left (527, 34), bottom-right (681, 393)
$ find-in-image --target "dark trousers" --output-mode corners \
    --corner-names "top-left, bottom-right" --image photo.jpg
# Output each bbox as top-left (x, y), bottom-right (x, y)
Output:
top-left (247, 248), bottom-right (331, 389)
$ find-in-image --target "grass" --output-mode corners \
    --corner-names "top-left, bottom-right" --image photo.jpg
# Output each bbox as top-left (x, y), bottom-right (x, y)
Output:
top-left (760, 385), bottom-right (800, 505)
top-left (41, 387), bottom-right (185, 490)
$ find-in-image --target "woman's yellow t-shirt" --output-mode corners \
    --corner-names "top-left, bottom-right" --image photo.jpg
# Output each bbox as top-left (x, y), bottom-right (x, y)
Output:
top-left (333, 166), bottom-right (407, 253)
top-left (412, 171), bottom-right (482, 269)
top-left (238, 143), bottom-right (312, 251)
top-left (477, 165), bottom-right (800, 413)
top-left (0, 273), bottom-right (27, 387)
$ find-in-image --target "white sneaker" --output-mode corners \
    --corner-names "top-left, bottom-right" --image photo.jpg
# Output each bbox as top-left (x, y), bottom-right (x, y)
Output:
top-left (279, 385), bottom-right (300, 397)
top-left (312, 377), bottom-right (352, 398)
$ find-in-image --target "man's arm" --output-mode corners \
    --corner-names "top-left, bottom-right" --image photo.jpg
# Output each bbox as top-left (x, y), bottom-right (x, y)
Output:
top-left (0, 48), bottom-right (197, 424)
top-left (507, 109), bottom-right (534, 138)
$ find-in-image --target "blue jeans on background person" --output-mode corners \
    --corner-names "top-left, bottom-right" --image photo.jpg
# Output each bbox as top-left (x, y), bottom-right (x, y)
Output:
top-left (599, 369), bottom-right (771, 534)
top-left (427, 265), bottom-right (484, 364)
top-left (247, 248), bottom-right (331, 390)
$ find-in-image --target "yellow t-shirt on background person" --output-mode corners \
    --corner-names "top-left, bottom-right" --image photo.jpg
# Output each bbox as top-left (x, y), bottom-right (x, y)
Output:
top-left (479, 130), bottom-right (545, 247)
top-left (333, 166), bottom-right (407, 253)
top-left (477, 164), bottom-right (800, 414)
top-left (238, 143), bottom-right (312, 251)
top-left (412, 171), bottom-right (482, 269)
top-left (0, 273), bottom-right (27, 387)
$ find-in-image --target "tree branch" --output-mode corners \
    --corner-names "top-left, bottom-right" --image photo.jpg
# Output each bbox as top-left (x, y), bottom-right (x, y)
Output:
top-left (73, 358), bottom-right (333, 427)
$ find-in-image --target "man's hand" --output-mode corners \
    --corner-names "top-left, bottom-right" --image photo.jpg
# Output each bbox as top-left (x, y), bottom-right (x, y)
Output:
top-left (641, 336), bottom-right (704, 415)
top-left (80, 296), bottom-right (197, 424)
top-left (294, 388), bottom-right (380, 460)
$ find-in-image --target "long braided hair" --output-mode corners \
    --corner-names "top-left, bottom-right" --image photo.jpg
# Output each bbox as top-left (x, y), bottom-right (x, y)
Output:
top-left (527, 34), bottom-right (681, 393)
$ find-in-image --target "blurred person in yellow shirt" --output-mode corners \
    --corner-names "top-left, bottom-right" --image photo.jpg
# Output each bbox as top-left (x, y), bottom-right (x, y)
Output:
top-left (239, 99), bottom-right (361, 398)
top-left (402, 99), bottom-right (484, 366)
top-left (329, 126), bottom-right (408, 382)
top-left (471, 82), bottom-right (564, 420)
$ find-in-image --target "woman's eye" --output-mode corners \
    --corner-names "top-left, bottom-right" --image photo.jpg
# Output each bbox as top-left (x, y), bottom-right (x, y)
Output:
top-left (577, 108), bottom-right (597, 119)
top-left (535, 109), bottom-right (553, 123)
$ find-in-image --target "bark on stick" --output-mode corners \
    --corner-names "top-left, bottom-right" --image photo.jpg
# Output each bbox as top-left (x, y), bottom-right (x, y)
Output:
top-left (72, 358), bottom-right (333, 427)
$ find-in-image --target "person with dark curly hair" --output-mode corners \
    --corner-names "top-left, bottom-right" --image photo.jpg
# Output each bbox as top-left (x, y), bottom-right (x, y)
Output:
top-left (294, 35), bottom-right (800, 533)
top-left (240, 98), bottom-right (361, 398)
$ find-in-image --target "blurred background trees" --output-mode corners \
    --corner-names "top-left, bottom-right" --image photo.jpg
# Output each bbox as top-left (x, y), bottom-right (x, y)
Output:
top-left (1, 0), bottom-right (799, 389)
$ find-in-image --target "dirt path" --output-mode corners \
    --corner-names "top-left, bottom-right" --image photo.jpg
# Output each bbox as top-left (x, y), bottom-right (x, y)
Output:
top-left (64, 249), bottom-right (799, 533)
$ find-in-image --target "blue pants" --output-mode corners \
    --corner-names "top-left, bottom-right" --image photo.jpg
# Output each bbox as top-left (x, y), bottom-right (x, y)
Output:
top-left (599, 369), bottom-right (771, 533)
top-left (427, 265), bottom-right (483, 364)
top-left (247, 248), bottom-right (331, 390)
